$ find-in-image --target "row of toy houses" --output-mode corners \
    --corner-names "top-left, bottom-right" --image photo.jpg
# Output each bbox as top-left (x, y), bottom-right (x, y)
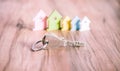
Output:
top-left (33, 10), bottom-right (91, 31)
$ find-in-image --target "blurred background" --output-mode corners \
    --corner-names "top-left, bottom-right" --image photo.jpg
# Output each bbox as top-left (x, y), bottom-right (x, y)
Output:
top-left (0, 0), bottom-right (120, 31)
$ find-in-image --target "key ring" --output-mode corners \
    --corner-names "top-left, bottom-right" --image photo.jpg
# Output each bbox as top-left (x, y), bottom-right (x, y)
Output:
top-left (31, 35), bottom-right (49, 51)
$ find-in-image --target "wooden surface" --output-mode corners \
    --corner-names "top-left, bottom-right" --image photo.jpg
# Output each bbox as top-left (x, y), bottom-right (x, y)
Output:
top-left (0, 0), bottom-right (120, 71)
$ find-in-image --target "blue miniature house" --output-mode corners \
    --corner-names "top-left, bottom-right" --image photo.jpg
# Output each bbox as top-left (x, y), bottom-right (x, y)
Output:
top-left (71, 16), bottom-right (80, 31)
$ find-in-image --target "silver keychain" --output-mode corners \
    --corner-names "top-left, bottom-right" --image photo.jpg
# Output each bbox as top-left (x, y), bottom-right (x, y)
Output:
top-left (31, 34), bottom-right (84, 51)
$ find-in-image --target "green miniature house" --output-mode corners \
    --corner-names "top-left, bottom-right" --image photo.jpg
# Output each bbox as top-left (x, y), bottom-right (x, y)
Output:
top-left (47, 10), bottom-right (62, 31)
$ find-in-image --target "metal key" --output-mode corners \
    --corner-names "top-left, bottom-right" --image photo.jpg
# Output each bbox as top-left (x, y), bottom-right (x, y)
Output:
top-left (31, 33), bottom-right (84, 51)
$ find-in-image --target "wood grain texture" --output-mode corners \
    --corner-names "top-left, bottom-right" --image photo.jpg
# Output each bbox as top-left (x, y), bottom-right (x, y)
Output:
top-left (0, 0), bottom-right (120, 71)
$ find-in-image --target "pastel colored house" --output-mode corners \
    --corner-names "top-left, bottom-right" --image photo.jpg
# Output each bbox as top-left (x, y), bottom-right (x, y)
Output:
top-left (80, 16), bottom-right (91, 31)
top-left (47, 10), bottom-right (62, 31)
top-left (61, 16), bottom-right (71, 31)
top-left (33, 10), bottom-right (47, 31)
top-left (71, 16), bottom-right (80, 31)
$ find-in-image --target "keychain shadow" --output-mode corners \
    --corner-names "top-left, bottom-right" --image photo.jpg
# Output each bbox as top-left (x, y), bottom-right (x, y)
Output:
top-left (30, 46), bottom-right (83, 53)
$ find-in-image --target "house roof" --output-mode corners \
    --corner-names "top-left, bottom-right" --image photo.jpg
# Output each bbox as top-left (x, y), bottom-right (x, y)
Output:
top-left (47, 10), bottom-right (62, 21)
top-left (33, 10), bottom-right (46, 21)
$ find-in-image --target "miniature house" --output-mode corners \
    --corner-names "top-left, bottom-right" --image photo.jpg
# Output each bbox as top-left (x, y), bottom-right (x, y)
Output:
top-left (71, 16), bottom-right (80, 31)
top-left (47, 10), bottom-right (62, 31)
top-left (33, 10), bottom-right (47, 31)
top-left (80, 16), bottom-right (91, 31)
top-left (61, 16), bottom-right (71, 31)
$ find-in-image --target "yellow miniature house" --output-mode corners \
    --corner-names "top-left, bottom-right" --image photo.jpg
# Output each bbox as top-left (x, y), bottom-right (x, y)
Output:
top-left (61, 16), bottom-right (71, 31)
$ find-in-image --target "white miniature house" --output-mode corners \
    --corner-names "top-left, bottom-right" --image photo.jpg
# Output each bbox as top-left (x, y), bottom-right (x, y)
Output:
top-left (80, 16), bottom-right (91, 31)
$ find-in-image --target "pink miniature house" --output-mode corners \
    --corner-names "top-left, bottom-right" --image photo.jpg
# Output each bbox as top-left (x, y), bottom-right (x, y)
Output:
top-left (33, 10), bottom-right (47, 31)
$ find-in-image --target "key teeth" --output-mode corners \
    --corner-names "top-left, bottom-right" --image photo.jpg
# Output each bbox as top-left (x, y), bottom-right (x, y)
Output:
top-left (66, 41), bottom-right (85, 47)
top-left (74, 41), bottom-right (85, 47)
